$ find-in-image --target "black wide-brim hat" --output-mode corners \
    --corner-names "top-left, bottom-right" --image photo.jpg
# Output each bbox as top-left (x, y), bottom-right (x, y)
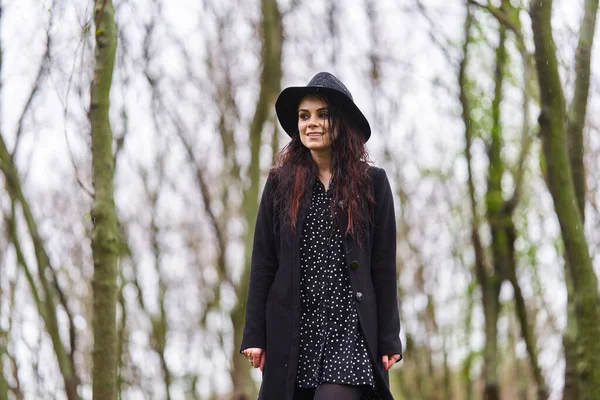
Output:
top-left (275, 72), bottom-right (371, 141)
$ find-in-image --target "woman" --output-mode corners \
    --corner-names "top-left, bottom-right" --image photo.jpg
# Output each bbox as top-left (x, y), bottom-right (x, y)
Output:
top-left (240, 72), bottom-right (402, 400)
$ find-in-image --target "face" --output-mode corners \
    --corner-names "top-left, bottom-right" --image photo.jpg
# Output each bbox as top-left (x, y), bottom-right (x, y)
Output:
top-left (297, 95), bottom-right (332, 154)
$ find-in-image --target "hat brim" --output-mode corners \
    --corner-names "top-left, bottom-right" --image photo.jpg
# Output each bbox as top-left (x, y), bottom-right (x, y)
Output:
top-left (275, 86), bottom-right (371, 141)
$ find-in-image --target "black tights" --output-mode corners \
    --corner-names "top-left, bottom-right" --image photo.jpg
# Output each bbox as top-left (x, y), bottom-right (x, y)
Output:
top-left (294, 383), bottom-right (363, 400)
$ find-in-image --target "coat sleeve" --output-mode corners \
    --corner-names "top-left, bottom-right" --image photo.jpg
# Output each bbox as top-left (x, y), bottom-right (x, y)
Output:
top-left (371, 168), bottom-right (403, 359)
top-left (240, 174), bottom-right (278, 353)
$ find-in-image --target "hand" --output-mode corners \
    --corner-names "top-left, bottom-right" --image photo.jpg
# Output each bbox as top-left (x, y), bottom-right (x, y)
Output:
top-left (242, 348), bottom-right (266, 372)
top-left (382, 354), bottom-right (401, 371)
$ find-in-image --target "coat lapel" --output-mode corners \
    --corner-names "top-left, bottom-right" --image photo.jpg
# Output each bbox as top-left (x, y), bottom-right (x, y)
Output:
top-left (297, 183), bottom-right (313, 237)
top-left (285, 180), bottom-right (313, 397)
top-left (335, 202), bottom-right (348, 239)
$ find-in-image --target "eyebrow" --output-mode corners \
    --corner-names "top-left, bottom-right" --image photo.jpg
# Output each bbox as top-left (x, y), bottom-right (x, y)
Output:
top-left (298, 107), bottom-right (329, 113)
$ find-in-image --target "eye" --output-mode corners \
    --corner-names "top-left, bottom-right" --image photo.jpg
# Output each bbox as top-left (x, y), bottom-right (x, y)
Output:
top-left (299, 113), bottom-right (309, 120)
top-left (319, 112), bottom-right (329, 119)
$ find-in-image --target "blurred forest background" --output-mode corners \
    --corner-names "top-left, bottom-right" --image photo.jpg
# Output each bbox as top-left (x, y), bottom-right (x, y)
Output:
top-left (1, 0), bottom-right (600, 399)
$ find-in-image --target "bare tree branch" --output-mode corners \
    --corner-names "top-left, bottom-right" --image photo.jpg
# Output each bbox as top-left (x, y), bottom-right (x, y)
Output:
top-left (459, 4), bottom-right (491, 291)
top-left (566, 0), bottom-right (599, 220)
top-left (468, 0), bottom-right (520, 35)
top-left (5, 203), bottom-right (43, 310)
top-left (139, 11), bottom-right (232, 289)
top-left (505, 97), bottom-right (535, 211)
top-left (143, 161), bottom-right (173, 400)
top-left (469, 0), bottom-right (539, 104)
top-left (59, 18), bottom-right (94, 198)
top-left (0, 139), bottom-right (79, 399)
top-left (12, 4), bottom-right (55, 157)
top-left (414, 0), bottom-right (455, 65)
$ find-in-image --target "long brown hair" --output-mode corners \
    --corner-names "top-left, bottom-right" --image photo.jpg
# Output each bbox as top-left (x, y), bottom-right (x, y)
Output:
top-left (271, 94), bottom-right (374, 239)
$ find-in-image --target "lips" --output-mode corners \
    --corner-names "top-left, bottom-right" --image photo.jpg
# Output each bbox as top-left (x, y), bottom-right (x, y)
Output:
top-left (307, 132), bottom-right (324, 137)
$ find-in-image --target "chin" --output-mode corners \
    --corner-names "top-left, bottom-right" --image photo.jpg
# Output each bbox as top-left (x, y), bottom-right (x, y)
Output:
top-left (307, 145), bottom-right (330, 153)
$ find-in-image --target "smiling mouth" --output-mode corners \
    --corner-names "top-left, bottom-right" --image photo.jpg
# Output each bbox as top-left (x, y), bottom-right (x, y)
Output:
top-left (307, 133), bottom-right (324, 137)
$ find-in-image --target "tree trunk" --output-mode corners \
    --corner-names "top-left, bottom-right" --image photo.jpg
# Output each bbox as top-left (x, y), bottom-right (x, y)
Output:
top-left (459, 5), bottom-right (500, 399)
top-left (505, 222), bottom-right (548, 399)
top-left (567, 0), bottom-right (596, 219)
top-left (530, 0), bottom-right (600, 397)
top-left (562, 271), bottom-right (579, 400)
top-left (462, 352), bottom-right (475, 400)
top-left (89, 1), bottom-right (119, 399)
top-left (230, 0), bottom-right (283, 397)
top-left (482, 21), bottom-right (509, 400)
top-left (0, 322), bottom-right (8, 400)
top-left (563, 1), bottom-right (597, 396)
top-left (442, 337), bottom-right (451, 399)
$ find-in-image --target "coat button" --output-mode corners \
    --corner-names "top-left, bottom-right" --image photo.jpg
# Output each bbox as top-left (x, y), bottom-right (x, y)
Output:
top-left (355, 292), bottom-right (363, 302)
top-left (350, 261), bottom-right (359, 271)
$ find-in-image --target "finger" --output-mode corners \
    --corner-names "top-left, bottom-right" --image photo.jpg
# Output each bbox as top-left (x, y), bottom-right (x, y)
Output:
top-left (382, 355), bottom-right (389, 370)
top-left (253, 350), bottom-right (262, 368)
top-left (245, 351), bottom-right (254, 367)
top-left (260, 351), bottom-right (266, 372)
top-left (387, 354), bottom-right (401, 369)
top-left (386, 355), bottom-right (396, 370)
top-left (388, 355), bottom-right (397, 369)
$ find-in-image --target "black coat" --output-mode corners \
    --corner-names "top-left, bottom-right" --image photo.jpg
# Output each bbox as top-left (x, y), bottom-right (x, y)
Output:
top-left (240, 166), bottom-right (403, 400)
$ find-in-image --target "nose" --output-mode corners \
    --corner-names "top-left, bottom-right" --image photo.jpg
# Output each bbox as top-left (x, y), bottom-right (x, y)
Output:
top-left (308, 114), bottom-right (319, 127)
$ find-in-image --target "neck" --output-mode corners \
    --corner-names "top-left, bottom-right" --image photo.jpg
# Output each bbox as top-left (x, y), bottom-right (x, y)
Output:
top-left (311, 150), bottom-right (332, 188)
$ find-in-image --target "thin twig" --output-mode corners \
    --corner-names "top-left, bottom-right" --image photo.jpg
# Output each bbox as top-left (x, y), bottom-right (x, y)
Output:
top-left (54, 15), bottom-right (94, 198)
top-left (414, 0), bottom-right (455, 65)
top-left (95, 0), bottom-right (109, 31)
top-left (13, 6), bottom-right (54, 157)
top-left (468, 0), bottom-right (520, 35)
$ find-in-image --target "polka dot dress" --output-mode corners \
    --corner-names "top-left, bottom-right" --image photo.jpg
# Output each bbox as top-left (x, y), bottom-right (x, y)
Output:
top-left (296, 178), bottom-right (375, 391)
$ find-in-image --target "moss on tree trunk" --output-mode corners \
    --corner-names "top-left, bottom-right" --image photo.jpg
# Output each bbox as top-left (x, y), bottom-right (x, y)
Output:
top-left (89, 1), bottom-right (119, 399)
top-left (530, 0), bottom-right (600, 397)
